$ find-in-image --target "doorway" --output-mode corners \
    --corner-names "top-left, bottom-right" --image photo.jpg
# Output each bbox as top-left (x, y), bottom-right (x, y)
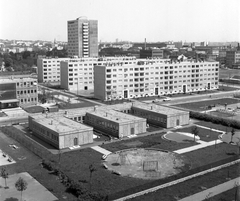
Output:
top-left (74, 137), bottom-right (78, 146)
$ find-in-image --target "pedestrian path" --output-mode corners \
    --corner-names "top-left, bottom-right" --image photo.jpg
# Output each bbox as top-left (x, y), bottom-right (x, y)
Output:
top-left (174, 140), bottom-right (222, 154)
top-left (91, 146), bottom-right (112, 155)
top-left (196, 124), bottom-right (225, 134)
top-left (179, 177), bottom-right (240, 201)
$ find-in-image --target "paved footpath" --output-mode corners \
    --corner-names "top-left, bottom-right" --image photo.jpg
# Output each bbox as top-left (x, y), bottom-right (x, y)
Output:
top-left (179, 177), bottom-right (240, 201)
top-left (91, 146), bottom-right (112, 155)
top-left (174, 139), bottom-right (222, 154)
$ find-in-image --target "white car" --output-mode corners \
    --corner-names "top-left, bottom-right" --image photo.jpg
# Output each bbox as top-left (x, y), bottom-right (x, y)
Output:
top-left (163, 97), bottom-right (172, 102)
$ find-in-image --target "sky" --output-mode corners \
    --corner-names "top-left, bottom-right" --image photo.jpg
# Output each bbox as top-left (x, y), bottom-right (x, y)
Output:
top-left (0, 0), bottom-right (239, 42)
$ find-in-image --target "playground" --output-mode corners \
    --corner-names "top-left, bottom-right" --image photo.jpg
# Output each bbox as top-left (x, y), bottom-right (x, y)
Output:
top-left (103, 148), bottom-right (191, 180)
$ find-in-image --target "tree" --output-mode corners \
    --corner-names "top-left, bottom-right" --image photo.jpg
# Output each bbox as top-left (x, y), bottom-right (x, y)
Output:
top-left (89, 164), bottom-right (97, 192)
top-left (230, 128), bottom-right (235, 144)
top-left (15, 177), bottom-right (28, 201)
top-left (191, 126), bottom-right (199, 142)
top-left (0, 167), bottom-right (8, 188)
top-left (4, 57), bottom-right (13, 68)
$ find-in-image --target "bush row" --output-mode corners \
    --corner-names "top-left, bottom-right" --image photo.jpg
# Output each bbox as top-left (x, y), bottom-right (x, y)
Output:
top-left (190, 111), bottom-right (240, 129)
top-left (41, 159), bottom-right (106, 201)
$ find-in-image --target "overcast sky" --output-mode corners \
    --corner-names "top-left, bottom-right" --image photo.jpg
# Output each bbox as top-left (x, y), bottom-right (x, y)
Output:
top-left (1, 0), bottom-right (239, 42)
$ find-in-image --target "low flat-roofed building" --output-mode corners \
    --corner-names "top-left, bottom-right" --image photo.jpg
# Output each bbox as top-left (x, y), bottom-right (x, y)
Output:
top-left (29, 114), bottom-right (93, 149)
top-left (85, 108), bottom-right (146, 138)
top-left (131, 103), bottom-right (189, 128)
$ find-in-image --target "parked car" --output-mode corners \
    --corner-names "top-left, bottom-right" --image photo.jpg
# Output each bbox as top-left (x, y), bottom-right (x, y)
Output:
top-left (163, 97), bottom-right (172, 102)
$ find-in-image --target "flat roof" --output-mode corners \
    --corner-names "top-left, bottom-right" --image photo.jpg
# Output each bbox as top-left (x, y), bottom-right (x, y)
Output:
top-left (0, 99), bottom-right (19, 103)
top-left (132, 102), bottom-right (189, 116)
top-left (87, 109), bottom-right (145, 124)
top-left (32, 115), bottom-right (92, 135)
top-left (0, 77), bottom-right (36, 83)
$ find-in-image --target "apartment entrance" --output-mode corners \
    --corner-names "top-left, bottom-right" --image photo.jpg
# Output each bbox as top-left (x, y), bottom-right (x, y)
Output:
top-left (124, 90), bottom-right (128, 98)
top-left (155, 88), bottom-right (159, 95)
top-left (183, 85), bottom-right (187, 93)
top-left (176, 119), bottom-right (180, 126)
top-left (207, 83), bottom-right (211, 89)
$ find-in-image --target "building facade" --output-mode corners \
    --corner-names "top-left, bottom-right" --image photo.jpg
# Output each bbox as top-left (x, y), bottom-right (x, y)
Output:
top-left (68, 17), bottom-right (98, 58)
top-left (29, 114), bottom-right (93, 149)
top-left (226, 51), bottom-right (240, 68)
top-left (131, 103), bottom-right (189, 128)
top-left (0, 76), bottom-right (38, 108)
top-left (85, 109), bottom-right (146, 138)
top-left (140, 49), bottom-right (164, 59)
top-left (94, 59), bottom-right (219, 101)
top-left (37, 57), bottom-right (70, 83)
top-left (60, 56), bottom-right (136, 93)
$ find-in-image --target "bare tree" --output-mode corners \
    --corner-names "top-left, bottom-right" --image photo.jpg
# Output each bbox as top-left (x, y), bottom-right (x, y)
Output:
top-left (230, 128), bottom-right (236, 144)
top-left (89, 164), bottom-right (97, 192)
top-left (191, 126), bottom-right (199, 142)
top-left (15, 177), bottom-right (28, 201)
top-left (0, 167), bottom-right (8, 188)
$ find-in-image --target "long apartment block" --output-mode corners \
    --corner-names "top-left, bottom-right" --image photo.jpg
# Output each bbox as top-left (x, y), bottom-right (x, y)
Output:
top-left (94, 59), bottom-right (219, 100)
top-left (37, 57), bottom-right (70, 83)
top-left (60, 57), bottom-right (136, 93)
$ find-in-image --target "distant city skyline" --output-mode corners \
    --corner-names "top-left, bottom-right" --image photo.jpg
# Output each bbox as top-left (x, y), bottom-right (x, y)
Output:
top-left (1, 0), bottom-right (239, 43)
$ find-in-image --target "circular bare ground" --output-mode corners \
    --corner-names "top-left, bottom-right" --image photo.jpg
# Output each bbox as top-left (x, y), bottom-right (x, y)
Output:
top-left (103, 148), bottom-right (191, 180)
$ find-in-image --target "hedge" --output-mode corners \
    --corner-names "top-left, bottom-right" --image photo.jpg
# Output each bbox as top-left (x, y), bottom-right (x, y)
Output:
top-left (190, 111), bottom-right (240, 129)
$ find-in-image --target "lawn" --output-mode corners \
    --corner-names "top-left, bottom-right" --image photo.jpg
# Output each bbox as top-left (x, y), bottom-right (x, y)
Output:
top-left (210, 187), bottom-right (240, 201)
top-left (218, 85), bottom-right (240, 92)
top-left (101, 132), bottom-right (199, 153)
top-left (182, 142), bottom-right (238, 168)
top-left (219, 68), bottom-right (240, 79)
top-left (130, 162), bottom-right (240, 201)
top-left (57, 100), bottom-right (98, 109)
top-left (173, 98), bottom-right (240, 111)
top-left (49, 148), bottom-right (150, 197)
top-left (175, 125), bottom-right (222, 142)
top-left (209, 110), bottom-right (235, 118)
top-left (195, 121), bottom-right (237, 133)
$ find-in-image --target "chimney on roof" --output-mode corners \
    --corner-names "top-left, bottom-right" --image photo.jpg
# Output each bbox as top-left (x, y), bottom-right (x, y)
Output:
top-left (144, 38), bottom-right (146, 50)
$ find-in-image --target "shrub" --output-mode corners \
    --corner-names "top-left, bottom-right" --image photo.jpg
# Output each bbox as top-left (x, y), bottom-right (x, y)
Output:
top-left (190, 111), bottom-right (240, 129)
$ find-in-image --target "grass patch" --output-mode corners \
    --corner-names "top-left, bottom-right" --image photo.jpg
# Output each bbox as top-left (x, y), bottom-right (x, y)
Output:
top-left (174, 98), bottom-right (240, 111)
top-left (183, 142), bottom-right (238, 168)
top-left (101, 132), bottom-right (199, 153)
top-left (130, 162), bottom-right (240, 201)
top-left (175, 126), bottom-right (222, 142)
top-left (195, 121), bottom-right (236, 133)
top-left (57, 100), bottom-right (98, 109)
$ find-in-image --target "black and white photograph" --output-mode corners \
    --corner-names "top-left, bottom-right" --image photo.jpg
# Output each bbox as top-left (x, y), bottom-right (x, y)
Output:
top-left (0, 0), bottom-right (240, 200)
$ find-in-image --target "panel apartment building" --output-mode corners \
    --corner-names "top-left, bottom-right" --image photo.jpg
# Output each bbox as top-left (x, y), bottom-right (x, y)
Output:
top-left (37, 57), bottom-right (70, 83)
top-left (94, 58), bottom-right (219, 100)
top-left (60, 57), bottom-right (136, 93)
top-left (68, 17), bottom-right (98, 58)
